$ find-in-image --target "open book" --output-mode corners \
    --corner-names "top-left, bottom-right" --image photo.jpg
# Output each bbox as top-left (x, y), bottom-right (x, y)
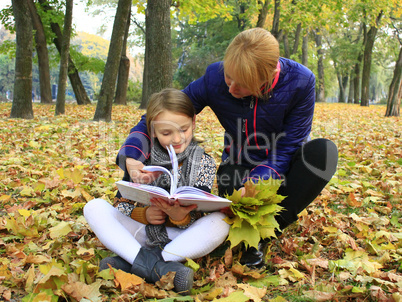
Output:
top-left (116, 145), bottom-right (232, 212)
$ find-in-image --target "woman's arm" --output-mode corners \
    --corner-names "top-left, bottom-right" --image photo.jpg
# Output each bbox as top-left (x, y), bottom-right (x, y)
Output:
top-left (116, 114), bottom-right (151, 172)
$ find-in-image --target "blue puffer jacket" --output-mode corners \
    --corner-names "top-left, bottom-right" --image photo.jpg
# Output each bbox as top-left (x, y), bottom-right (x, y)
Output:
top-left (117, 57), bottom-right (315, 181)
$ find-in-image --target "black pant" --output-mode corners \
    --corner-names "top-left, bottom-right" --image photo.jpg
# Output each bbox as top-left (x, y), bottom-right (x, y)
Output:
top-left (217, 138), bottom-right (338, 230)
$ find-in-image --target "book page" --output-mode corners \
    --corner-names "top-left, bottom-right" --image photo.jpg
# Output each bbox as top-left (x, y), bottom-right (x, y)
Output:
top-left (142, 165), bottom-right (173, 190)
top-left (116, 180), bottom-right (171, 206)
top-left (167, 145), bottom-right (178, 194)
top-left (174, 186), bottom-right (228, 200)
top-left (142, 145), bottom-right (177, 195)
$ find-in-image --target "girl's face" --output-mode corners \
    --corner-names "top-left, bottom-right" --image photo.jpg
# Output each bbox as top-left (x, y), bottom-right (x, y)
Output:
top-left (152, 110), bottom-right (195, 154)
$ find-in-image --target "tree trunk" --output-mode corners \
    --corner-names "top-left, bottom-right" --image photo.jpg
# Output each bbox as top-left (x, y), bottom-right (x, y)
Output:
top-left (55, 0), bottom-right (73, 115)
top-left (292, 23), bottom-right (302, 56)
top-left (51, 23), bottom-right (91, 105)
top-left (139, 0), bottom-right (172, 109)
top-left (283, 33), bottom-right (290, 58)
top-left (302, 32), bottom-right (308, 67)
top-left (385, 45), bottom-right (402, 117)
top-left (256, 0), bottom-right (270, 28)
top-left (115, 6), bottom-right (131, 106)
top-left (38, 0), bottom-right (91, 105)
top-left (337, 74), bottom-right (348, 103)
top-left (315, 30), bottom-right (325, 102)
top-left (348, 75), bottom-right (354, 103)
top-left (93, 0), bottom-right (131, 121)
top-left (271, 0), bottom-right (281, 40)
top-left (353, 22), bottom-right (365, 104)
top-left (140, 42), bottom-right (149, 109)
top-left (361, 12), bottom-right (382, 106)
top-left (27, 0), bottom-right (52, 104)
top-left (236, 4), bottom-right (247, 31)
top-left (353, 58), bottom-right (362, 104)
top-left (10, 0), bottom-right (34, 119)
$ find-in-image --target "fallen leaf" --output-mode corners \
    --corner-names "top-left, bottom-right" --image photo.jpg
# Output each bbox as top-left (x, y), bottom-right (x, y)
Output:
top-left (61, 280), bottom-right (102, 301)
top-left (114, 269), bottom-right (143, 291)
top-left (237, 283), bottom-right (267, 302)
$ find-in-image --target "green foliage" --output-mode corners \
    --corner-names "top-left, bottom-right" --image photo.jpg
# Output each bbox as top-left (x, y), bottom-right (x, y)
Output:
top-left (0, 28), bottom-right (15, 57)
top-left (0, 54), bottom-right (14, 96)
top-left (173, 0), bottom-right (234, 24)
top-left (224, 178), bottom-right (285, 249)
top-left (70, 47), bottom-right (105, 74)
top-left (172, 18), bottom-right (239, 88)
top-left (0, 4), bottom-right (14, 33)
top-left (126, 80), bottom-right (142, 103)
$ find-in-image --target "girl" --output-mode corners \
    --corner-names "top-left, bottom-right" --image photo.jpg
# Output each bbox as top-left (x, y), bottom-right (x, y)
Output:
top-left (84, 88), bottom-right (229, 295)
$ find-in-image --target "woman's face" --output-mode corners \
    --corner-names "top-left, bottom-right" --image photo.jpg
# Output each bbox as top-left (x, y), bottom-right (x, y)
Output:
top-left (151, 110), bottom-right (195, 154)
top-left (224, 73), bottom-right (255, 99)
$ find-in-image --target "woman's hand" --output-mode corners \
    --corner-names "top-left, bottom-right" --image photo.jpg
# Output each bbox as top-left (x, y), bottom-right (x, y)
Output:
top-left (145, 205), bottom-right (167, 225)
top-left (126, 158), bottom-right (162, 184)
top-left (150, 197), bottom-right (197, 222)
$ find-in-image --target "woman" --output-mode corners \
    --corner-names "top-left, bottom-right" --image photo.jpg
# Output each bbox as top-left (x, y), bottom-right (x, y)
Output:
top-left (117, 28), bottom-right (338, 267)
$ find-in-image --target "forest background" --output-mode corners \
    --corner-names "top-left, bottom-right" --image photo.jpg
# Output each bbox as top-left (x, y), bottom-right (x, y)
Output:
top-left (0, 0), bottom-right (401, 301)
top-left (0, 0), bottom-right (401, 119)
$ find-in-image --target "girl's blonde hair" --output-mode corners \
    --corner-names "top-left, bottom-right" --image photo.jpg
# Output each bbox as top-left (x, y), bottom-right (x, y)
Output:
top-left (224, 28), bottom-right (279, 97)
top-left (146, 88), bottom-right (195, 134)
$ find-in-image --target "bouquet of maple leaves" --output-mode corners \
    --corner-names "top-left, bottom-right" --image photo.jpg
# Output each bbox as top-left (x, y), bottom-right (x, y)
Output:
top-left (223, 178), bottom-right (285, 249)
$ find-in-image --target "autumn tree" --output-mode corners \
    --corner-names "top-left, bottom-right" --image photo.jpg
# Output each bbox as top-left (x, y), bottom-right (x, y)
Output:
top-left (55, 0), bottom-right (73, 115)
top-left (93, 0), bottom-right (131, 121)
top-left (38, 0), bottom-right (91, 105)
top-left (385, 43), bottom-right (401, 117)
top-left (139, 0), bottom-right (172, 109)
top-left (256, 0), bottom-right (270, 28)
top-left (10, 0), bottom-right (34, 119)
top-left (1, 1), bottom-right (92, 106)
top-left (315, 29), bottom-right (325, 102)
top-left (271, 0), bottom-right (281, 40)
top-left (301, 33), bottom-right (308, 67)
top-left (114, 6), bottom-right (131, 106)
top-left (361, 12), bottom-right (382, 106)
top-left (352, 23), bottom-right (365, 104)
top-left (27, 0), bottom-right (52, 104)
top-left (325, 27), bottom-right (363, 103)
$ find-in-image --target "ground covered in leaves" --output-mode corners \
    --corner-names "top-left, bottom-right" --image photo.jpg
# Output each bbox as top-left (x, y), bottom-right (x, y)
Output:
top-left (0, 103), bottom-right (401, 302)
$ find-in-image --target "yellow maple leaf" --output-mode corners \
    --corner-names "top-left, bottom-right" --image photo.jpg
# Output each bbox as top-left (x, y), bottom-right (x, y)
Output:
top-left (61, 280), bottom-right (102, 301)
top-left (114, 269), bottom-right (143, 291)
top-left (0, 195), bottom-right (11, 202)
top-left (49, 221), bottom-right (72, 239)
top-left (237, 283), bottom-right (267, 302)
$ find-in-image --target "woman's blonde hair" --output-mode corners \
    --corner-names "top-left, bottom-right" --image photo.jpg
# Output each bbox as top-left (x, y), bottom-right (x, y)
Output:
top-left (146, 88), bottom-right (195, 134)
top-left (224, 28), bottom-right (279, 97)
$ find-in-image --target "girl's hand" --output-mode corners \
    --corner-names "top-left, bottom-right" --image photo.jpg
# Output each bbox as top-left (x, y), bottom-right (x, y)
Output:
top-left (150, 197), bottom-right (197, 222)
top-left (126, 158), bottom-right (162, 184)
top-left (145, 205), bottom-right (167, 225)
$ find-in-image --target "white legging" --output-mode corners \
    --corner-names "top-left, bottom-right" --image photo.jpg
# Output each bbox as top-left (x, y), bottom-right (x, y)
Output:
top-left (84, 198), bottom-right (230, 264)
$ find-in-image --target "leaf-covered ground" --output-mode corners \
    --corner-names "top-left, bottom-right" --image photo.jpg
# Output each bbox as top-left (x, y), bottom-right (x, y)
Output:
top-left (0, 103), bottom-right (401, 302)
